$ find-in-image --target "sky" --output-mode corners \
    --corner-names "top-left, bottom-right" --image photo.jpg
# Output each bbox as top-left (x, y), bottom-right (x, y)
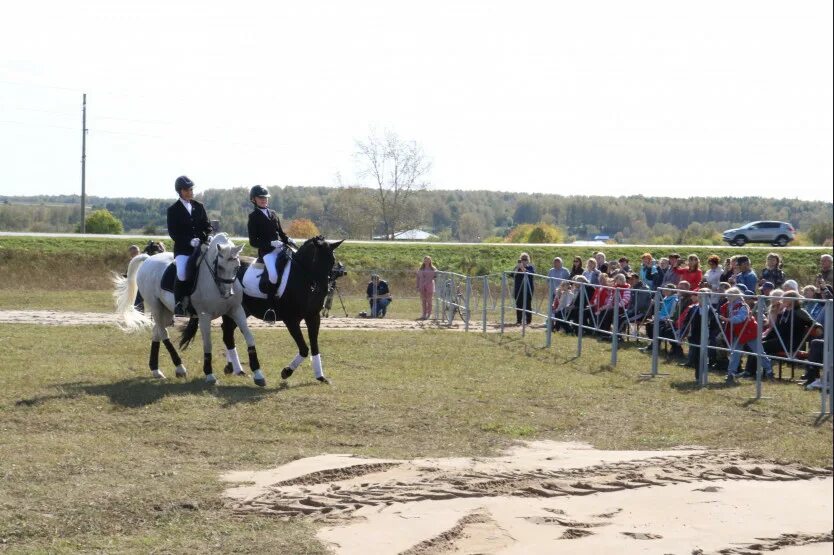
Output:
top-left (1, 0), bottom-right (832, 202)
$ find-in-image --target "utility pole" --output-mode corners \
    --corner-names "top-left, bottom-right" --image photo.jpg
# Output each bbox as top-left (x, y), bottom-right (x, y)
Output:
top-left (80, 93), bottom-right (87, 233)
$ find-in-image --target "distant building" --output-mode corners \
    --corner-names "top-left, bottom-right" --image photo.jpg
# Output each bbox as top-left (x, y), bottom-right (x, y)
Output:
top-left (593, 235), bottom-right (610, 241)
top-left (570, 240), bottom-right (608, 246)
top-left (374, 229), bottom-right (438, 241)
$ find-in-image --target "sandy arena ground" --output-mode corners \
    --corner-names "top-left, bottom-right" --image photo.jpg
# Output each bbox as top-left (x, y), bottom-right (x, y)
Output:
top-left (5, 311), bottom-right (832, 552)
top-left (0, 310), bottom-right (509, 331)
top-left (222, 441), bottom-right (833, 555)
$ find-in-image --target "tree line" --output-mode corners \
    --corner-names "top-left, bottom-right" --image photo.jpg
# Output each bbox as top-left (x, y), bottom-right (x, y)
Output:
top-left (1, 189), bottom-right (832, 245)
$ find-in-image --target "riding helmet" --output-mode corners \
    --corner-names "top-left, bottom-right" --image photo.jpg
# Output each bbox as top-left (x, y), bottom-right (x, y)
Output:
top-left (174, 175), bottom-right (194, 193)
top-left (250, 185), bottom-right (270, 202)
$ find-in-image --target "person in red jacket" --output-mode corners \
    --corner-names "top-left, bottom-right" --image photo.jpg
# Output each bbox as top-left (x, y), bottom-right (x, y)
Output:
top-left (674, 254), bottom-right (703, 291)
top-left (720, 286), bottom-right (771, 383)
top-left (599, 273), bottom-right (631, 332)
top-left (590, 274), bottom-right (612, 333)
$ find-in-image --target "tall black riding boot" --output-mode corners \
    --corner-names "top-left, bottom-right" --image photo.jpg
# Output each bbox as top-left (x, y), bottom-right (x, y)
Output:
top-left (258, 268), bottom-right (279, 301)
top-left (174, 280), bottom-right (190, 316)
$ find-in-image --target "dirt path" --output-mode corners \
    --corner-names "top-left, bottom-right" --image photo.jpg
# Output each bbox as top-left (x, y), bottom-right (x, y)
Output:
top-left (221, 441), bottom-right (833, 554)
top-left (0, 309), bottom-right (515, 332)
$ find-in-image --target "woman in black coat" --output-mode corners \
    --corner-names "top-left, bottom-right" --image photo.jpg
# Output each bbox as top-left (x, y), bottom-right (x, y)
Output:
top-left (247, 185), bottom-right (292, 297)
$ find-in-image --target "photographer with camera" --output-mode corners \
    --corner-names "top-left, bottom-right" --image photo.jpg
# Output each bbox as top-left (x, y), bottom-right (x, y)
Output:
top-left (367, 273), bottom-right (392, 318)
top-left (817, 254), bottom-right (833, 287)
top-left (513, 252), bottom-right (535, 325)
top-left (322, 262), bottom-right (348, 318)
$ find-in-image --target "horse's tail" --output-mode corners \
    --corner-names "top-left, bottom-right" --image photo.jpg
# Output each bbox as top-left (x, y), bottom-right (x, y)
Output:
top-left (179, 317), bottom-right (199, 350)
top-left (112, 254), bottom-right (152, 331)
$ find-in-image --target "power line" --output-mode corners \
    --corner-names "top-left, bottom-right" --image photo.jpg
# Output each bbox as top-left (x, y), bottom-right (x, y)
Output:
top-left (0, 119), bottom-right (77, 131)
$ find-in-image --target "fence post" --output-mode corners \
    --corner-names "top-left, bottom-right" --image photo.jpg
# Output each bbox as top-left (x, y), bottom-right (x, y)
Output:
top-left (448, 274), bottom-right (456, 326)
top-left (434, 272), bottom-right (446, 320)
top-left (611, 288), bottom-right (619, 367)
top-left (464, 276), bottom-right (472, 332)
top-left (500, 272), bottom-right (507, 334)
top-left (577, 284), bottom-right (585, 357)
top-left (521, 273), bottom-right (528, 337)
top-left (433, 273), bottom-right (441, 322)
top-left (822, 300), bottom-right (832, 416)
top-left (650, 289), bottom-right (661, 377)
top-left (545, 277), bottom-right (553, 348)
top-left (698, 293), bottom-right (709, 387)
top-left (482, 275), bottom-right (488, 333)
top-left (754, 295), bottom-right (765, 400)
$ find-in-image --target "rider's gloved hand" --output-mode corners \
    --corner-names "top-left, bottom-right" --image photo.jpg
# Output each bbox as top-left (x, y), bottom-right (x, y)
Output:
top-left (190, 238), bottom-right (201, 247)
top-left (270, 240), bottom-right (283, 248)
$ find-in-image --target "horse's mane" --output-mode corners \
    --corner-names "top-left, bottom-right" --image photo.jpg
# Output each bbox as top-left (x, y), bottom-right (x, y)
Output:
top-left (295, 236), bottom-right (327, 258)
top-left (209, 233), bottom-right (230, 248)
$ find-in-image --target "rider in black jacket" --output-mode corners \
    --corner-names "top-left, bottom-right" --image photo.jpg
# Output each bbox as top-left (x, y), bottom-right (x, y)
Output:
top-left (167, 176), bottom-right (212, 314)
top-left (247, 185), bottom-right (295, 298)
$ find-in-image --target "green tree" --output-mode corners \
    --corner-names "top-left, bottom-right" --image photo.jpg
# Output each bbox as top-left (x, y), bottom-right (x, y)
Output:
top-left (458, 212), bottom-right (486, 242)
top-left (82, 209), bottom-right (123, 234)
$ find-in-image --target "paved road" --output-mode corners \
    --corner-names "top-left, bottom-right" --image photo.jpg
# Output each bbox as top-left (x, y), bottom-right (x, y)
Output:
top-left (0, 231), bottom-right (827, 250)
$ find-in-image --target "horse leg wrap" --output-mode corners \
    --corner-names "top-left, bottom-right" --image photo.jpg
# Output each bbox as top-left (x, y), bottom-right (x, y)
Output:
top-left (162, 339), bottom-right (182, 366)
top-left (226, 347), bottom-right (244, 374)
top-left (289, 353), bottom-right (305, 370)
top-left (149, 341), bottom-right (160, 371)
top-left (203, 353), bottom-right (213, 375)
top-left (312, 354), bottom-right (324, 379)
top-left (247, 345), bottom-right (261, 371)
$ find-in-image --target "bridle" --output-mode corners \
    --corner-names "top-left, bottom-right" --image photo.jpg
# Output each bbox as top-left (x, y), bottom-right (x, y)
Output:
top-left (287, 243), bottom-right (331, 296)
top-left (202, 247), bottom-right (238, 297)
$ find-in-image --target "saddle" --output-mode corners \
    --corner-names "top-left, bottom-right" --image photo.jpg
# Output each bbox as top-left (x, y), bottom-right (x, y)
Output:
top-left (257, 248), bottom-right (290, 297)
top-left (160, 247), bottom-right (202, 294)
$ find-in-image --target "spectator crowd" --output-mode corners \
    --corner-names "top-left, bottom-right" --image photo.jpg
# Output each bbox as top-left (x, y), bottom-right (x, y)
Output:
top-left (538, 252), bottom-right (833, 390)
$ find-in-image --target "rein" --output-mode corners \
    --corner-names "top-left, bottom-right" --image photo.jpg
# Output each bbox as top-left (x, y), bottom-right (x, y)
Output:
top-left (287, 245), bottom-right (328, 295)
top-left (202, 247), bottom-right (237, 296)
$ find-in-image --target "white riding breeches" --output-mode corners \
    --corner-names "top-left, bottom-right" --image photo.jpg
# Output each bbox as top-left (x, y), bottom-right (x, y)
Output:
top-left (264, 250), bottom-right (279, 284)
top-left (175, 255), bottom-right (189, 281)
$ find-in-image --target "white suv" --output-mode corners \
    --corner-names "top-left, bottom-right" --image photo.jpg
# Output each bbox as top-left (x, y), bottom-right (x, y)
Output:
top-left (722, 221), bottom-right (795, 247)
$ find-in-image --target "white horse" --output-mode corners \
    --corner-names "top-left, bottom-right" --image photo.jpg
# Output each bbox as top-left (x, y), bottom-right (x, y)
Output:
top-left (113, 234), bottom-right (267, 386)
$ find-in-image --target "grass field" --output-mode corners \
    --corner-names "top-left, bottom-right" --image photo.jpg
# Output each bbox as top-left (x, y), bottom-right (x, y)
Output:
top-left (0, 323), bottom-right (830, 552)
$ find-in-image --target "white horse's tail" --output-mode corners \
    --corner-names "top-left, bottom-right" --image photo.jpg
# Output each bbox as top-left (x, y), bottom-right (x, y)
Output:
top-left (112, 254), bottom-right (152, 331)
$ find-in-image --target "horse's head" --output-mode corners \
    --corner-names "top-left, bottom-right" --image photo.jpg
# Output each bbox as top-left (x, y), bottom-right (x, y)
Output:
top-left (207, 234), bottom-right (243, 298)
top-left (294, 236), bottom-right (343, 305)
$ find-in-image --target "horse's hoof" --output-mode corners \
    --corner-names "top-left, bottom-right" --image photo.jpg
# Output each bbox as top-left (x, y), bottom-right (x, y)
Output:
top-left (151, 369), bottom-right (166, 379)
top-left (223, 362), bottom-right (234, 375)
top-left (175, 365), bottom-right (187, 378)
top-left (281, 367), bottom-right (294, 380)
top-left (205, 374), bottom-right (217, 385)
top-left (253, 370), bottom-right (266, 388)
top-left (316, 376), bottom-right (330, 385)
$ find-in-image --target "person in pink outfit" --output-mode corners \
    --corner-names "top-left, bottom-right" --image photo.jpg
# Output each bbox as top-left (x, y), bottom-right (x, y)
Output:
top-left (416, 256), bottom-right (437, 320)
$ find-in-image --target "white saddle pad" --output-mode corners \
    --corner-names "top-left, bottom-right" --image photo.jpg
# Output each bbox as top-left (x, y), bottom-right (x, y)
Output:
top-left (242, 262), bottom-right (291, 299)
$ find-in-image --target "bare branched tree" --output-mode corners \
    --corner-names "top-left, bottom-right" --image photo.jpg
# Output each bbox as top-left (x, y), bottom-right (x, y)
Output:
top-left (355, 130), bottom-right (431, 240)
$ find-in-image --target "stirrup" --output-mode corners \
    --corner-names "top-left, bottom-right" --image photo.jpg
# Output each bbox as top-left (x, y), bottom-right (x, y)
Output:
top-left (263, 308), bottom-right (277, 324)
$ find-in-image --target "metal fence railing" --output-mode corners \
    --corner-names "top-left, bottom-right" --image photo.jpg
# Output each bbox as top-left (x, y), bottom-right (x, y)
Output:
top-left (321, 268), bottom-right (832, 418)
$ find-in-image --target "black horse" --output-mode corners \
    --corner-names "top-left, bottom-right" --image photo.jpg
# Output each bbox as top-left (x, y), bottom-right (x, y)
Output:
top-left (187, 235), bottom-right (343, 384)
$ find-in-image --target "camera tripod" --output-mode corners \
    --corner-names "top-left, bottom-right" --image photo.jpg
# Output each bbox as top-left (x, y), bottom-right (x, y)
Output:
top-left (321, 281), bottom-right (348, 318)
